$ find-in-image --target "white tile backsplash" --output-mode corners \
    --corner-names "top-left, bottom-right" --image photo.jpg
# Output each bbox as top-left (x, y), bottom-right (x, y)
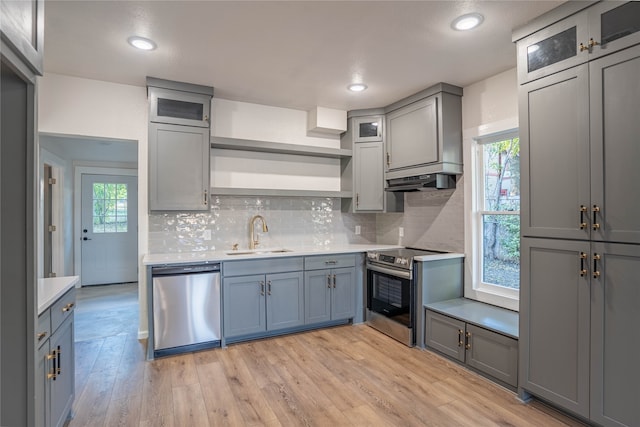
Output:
top-left (148, 181), bottom-right (464, 254)
top-left (148, 196), bottom-right (376, 253)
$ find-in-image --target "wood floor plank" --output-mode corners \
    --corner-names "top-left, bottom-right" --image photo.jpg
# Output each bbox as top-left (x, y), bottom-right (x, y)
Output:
top-left (218, 346), bottom-right (282, 426)
top-left (103, 393), bottom-right (142, 427)
top-left (196, 361), bottom-right (245, 426)
top-left (90, 334), bottom-right (128, 374)
top-left (68, 371), bottom-right (116, 426)
top-left (172, 383), bottom-right (210, 427)
top-left (168, 353), bottom-right (199, 387)
top-left (111, 360), bottom-right (145, 398)
top-left (139, 358), bottom-right (174, 426)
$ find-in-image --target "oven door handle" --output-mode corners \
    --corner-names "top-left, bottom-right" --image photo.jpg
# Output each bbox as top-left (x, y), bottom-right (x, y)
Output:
top-left (366, 263), bottom-right (412, 280)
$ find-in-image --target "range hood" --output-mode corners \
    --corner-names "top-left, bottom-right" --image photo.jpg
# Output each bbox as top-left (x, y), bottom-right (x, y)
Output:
top-left (385, 173), bottom-right (456, 192)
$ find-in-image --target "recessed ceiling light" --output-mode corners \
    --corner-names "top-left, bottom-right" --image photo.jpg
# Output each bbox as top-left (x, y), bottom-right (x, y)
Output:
top-left (127, 36), bottom-right (157, 51)
top-left (451, 13), bottom-right (484, 31)
top-left (348, 83), bottom-right (368, 92)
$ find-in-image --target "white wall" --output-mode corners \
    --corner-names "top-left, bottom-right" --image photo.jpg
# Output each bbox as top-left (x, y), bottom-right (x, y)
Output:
top-left (461, 67), bottom-right (519, 310)
top-left (38, 73), bottom-right (150, 336)
top-left (211, 98), bottom-right (342, 191)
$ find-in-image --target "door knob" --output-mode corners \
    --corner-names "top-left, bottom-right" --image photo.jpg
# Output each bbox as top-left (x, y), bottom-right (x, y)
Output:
top-left (83, 229), bottom-right (88, 233)
top-left (83, 237), bottom-right (91, 241)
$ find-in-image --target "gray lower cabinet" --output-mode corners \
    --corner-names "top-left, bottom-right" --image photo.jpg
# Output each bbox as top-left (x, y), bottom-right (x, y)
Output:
top-left (148, 122), bottom-right (210, 211)
top-left (521, 238), bottom-right (640, 425)
top-left (304, 267), bottom-right (356, 324)
top-left (425, 310), bottom-right (518, 388)
top-left (35, 289), bottom-right (76, 427)
top-left (223, 271), bottom-right (304, 338)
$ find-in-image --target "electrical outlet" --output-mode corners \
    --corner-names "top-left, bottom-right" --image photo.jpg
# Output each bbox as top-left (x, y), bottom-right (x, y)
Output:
top-left (203, 229), bottom-right (212, 241)
top-left (355, 225), bottom-right (361, 235)
top-left (399, 227), bottom-right (404, 237)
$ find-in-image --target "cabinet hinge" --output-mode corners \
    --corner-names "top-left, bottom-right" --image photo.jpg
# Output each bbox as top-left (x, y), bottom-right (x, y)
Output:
top-left (48, 225), bottom-right (57, 232)
top-left (48, 177), bottom-right (57, 185)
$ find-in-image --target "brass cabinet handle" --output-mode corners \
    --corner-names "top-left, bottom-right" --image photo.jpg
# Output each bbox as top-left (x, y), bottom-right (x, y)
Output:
top-left (592, 205), bottom-right (601, 230)
top-left (356, 193), bottom-right (359, 208)
top-left (579, 205), bottom-right (588, 229)
top-left (579, 252), bottom-right (588, 277)
top-left (579, 42), bottom-right (588, 52)
top-left (327, 274), bottom-right (332, 288)
top-left (203, 189), bottom-right (208, 205)
top-left (260, 281), bottom-right (265, 296)
top-left (457, 329), bottom-right (463, 347)
top-left (325, 260), bottom-right (337, 265)
top-left (46, 350), bottom-right (57, 380)
top-left (57, 346), bottom-right (62, 376)
top-left (267, 280), bottom-right (272, 296)
top-left (588, 38), bottom-right (599, 48)
top-left (37, 332), bottom-right (47, 341)
top-left (593, 254), bottom-right (601, 278)
top-left (332, 274), bottom-right (337, 288)
top-left (465, 331), bottom-right (471, 350)
top-left (61, 302), bottom-right (75, 312)
top-left (386, 152), bottom-right (390, 167)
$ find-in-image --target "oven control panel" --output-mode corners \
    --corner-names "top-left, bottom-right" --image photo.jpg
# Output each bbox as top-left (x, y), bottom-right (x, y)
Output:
top-left (367, 252), bottom-right (410, 267)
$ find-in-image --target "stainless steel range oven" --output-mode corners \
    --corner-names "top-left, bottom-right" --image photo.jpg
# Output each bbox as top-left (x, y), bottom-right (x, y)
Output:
top-left (366, 248), bottom-right (446, 347)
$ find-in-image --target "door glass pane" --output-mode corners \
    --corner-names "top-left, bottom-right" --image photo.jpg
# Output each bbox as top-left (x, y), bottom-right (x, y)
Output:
top-left (527, 27), bottom-right (577, 72)
top-left (482, 214), bottom-right (520, 289)
top-left (601, 2), bottom-right (640, 45)
top-left (359, 121), bottom-right (379, 138)
top-left (157, 98), bottom-right (204, 121)
top-left (92, 182), bottom-right (128, 233)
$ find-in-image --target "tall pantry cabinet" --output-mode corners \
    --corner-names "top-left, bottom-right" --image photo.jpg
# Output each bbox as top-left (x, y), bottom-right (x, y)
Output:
top-left (515, 2), bottom-right (640, 426)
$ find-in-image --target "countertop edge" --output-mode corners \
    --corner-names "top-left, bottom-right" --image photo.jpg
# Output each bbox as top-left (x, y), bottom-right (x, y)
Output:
top-left (38, 276), bottom-right (79, 315)
top-left (414, 253), bottom-right (465, 262)
top-left (143, 244), bottom-right (404, 266)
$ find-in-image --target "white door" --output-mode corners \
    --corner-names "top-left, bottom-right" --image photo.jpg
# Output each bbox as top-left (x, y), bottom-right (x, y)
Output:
top-left (81, 174), bottom-right (138, 285)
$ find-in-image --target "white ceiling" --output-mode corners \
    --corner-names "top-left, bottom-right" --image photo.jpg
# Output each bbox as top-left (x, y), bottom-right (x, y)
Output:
top-left (40, 134), bottom-right (138, 163)
top-left (43, 1), bottom-right (563, 111)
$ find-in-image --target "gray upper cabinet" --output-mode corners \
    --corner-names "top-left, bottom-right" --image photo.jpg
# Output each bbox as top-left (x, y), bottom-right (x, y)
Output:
top-left (0, 0), bottom-right (44, 75)
top-left (341, 113), bottom-right (403, 213)
top-left (386, 97), bottom-right (438, 171)
top-left (352, 115), bottom-right (383, 143)
top-left (521, 44), bottom-right (640, 245)
top-left (516, 1), bottom-right (640, 84)
top-left (520, 64), bottom-right (590, 240)
top-left (384, 84), bottom-right (463, 180)
top-left (148, 123), bottom-right (210, 211)
top-left (149, 87), bottom-right (211, 128)
top-left (147, 78), bottom-right (213, 212)
top-left (589, 44), bottom-right (640, 245)
top-left (353, 142), bottom-right (385, 212)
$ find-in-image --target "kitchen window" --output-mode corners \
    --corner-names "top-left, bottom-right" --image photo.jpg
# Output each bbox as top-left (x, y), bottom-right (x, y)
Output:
top-left (468, 130), bottom-right (520, 309)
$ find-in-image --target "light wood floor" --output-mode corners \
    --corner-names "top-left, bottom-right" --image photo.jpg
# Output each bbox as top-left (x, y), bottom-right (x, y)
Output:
top-left (68, 323), bottom-right (586, 427)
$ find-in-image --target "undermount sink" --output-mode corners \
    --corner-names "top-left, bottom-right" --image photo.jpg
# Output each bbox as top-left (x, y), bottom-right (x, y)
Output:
top-left (225, 249), bottom-right (293, 256)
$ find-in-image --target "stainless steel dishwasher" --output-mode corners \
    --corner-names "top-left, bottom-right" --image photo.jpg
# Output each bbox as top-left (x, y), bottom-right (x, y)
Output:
top-left (151, 263), bottom-right (221, 357)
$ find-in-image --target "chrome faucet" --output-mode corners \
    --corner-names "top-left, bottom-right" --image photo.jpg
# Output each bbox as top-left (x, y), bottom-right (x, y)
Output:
top-left (249, 215), bottom-right (268, 249)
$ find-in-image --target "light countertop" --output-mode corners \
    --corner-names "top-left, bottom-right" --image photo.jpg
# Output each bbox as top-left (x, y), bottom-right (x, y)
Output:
top-left (414, 252), bottom-right (465, 262)
top-left (38, 276), bottom-right (79, 315)
top-left (143, 244), bottom-right (403, 266)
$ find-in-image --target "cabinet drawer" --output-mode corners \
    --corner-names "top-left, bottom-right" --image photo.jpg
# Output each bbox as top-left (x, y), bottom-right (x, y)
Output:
top-left (304, 254), bottom-right (356, 271)
top-left (36, 309), bottom-right (51, 349)
top-left (224, 257), bottom-right (303, 277)
top-left (50, 288), bottom-right (76, 333)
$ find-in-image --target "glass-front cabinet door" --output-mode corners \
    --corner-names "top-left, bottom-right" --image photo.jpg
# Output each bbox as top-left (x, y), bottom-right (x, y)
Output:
top-left (588, 1), bottom-right (640, 60)
top-left (517, 13), bottom-right (589, 83)
top-left (149, 87), bottom-right (211, 128)
top-left (353, 116), bottom-right (383, 143)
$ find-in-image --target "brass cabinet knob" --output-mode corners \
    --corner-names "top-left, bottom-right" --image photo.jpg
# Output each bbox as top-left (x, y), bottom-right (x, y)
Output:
top-left (61, 302), bottom-right (75, 312)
